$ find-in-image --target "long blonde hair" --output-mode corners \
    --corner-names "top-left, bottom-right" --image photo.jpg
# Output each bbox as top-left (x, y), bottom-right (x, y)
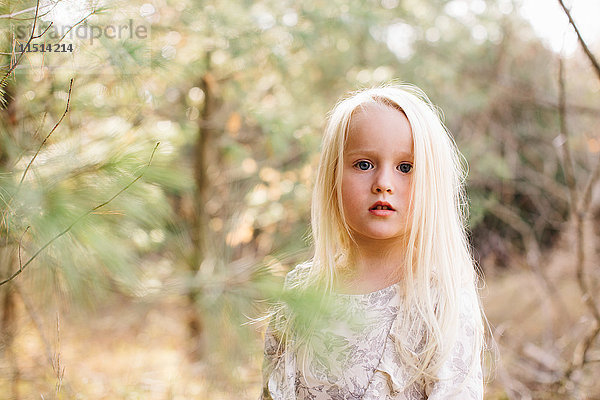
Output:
top-left (277, 83), bottom-right (484, 388)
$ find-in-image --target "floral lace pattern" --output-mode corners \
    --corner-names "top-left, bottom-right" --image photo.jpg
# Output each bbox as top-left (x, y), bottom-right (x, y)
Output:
top-left (295, 283), bottom-right (401, 400)
top-left (261, 263), bottom-right (483, 400)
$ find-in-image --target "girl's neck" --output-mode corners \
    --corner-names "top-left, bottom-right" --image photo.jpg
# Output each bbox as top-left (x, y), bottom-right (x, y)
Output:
top-left (337, 238), bottom-right (407, 295)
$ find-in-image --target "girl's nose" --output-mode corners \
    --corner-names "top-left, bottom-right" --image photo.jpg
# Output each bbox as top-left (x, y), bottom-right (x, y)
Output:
top-left (373, 185), bottom-right (393, 194)
top-left (372, 170), bottom-right (394, 194)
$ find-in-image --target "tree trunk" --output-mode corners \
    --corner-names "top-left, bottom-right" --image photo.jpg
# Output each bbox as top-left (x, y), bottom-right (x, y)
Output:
top-left (187, 53), bottom-right (219, 360)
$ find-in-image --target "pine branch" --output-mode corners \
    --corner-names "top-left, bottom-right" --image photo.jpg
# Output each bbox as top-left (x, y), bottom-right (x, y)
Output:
top-left (0, 143), bottom-right (160, 287)
top-left (1, 80), bottom-right (72, 243)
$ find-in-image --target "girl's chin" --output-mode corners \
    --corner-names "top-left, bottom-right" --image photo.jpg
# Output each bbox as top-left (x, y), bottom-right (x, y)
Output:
top-left (351, 231), bottom-right (406, 242)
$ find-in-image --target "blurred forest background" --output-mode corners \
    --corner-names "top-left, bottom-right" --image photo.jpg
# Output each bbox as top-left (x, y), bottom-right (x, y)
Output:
top-left (1, 0), bottom-right (599, 398)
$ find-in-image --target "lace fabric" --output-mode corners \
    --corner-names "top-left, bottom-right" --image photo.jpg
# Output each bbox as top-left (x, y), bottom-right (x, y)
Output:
top-left (261, 264), bottom-right (483, 400)
top-left (295, 283), bottom-right (401, 399)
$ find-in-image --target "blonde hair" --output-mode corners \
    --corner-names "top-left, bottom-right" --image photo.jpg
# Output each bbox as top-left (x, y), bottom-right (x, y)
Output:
top-left (275, 83), bottom-right (484, 389)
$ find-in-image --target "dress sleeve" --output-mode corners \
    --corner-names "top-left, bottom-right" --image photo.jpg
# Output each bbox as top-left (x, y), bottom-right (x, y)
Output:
top-left (425, 290), bottom-right (484, 400)
top-left (260, 319), bottom-right (281, 400)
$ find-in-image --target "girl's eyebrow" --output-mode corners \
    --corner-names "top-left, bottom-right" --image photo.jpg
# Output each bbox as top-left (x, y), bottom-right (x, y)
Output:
top-left (345, 149), bottom-right (414, 159)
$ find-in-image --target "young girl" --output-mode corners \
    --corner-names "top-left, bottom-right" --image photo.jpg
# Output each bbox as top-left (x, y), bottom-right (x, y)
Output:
top-left (261, 84), bottom-right (485, 399)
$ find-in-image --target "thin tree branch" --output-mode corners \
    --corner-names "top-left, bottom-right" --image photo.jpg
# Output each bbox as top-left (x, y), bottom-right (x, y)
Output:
top-left (58, 10), bottom-right (97, 43)
top-left (557, 0), bottom-right (600, 82)
top-left (0, 0), bottom-right (42, 88)
top-left (564, 322), bottom-right (600, 380)
top-left (0, 6), bottom-right (40, 19)
top-left (18, 79), bottom-right (73, 189)
top-left (580, 154), bottom-right (600, 212)
top-left (18, 226), bottom-right (30, 271)
top-left (571, 212), bottom-right (600, 321)
top-left (556, 48), bottom-right (600, 384)
top-left (0, 143), bottom-right (160, 287)
top-left (0, 1), bottom-right (57, 20)
top-left (557, 57), bottom-right (600, 323)
top-left (32, 22), bottom-right (53, 40)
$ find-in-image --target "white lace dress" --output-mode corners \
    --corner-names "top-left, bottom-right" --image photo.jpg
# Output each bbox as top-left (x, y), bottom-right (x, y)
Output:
top-left (261, 264), bottom-right (483, 400)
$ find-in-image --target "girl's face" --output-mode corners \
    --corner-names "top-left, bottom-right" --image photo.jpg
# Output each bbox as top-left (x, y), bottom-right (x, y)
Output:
top-left (340, 104), bottom-right (414, 244)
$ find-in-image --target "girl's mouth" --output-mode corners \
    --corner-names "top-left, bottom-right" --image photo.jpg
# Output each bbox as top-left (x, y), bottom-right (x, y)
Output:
top-left (369, 201), bottom-right (395, 216)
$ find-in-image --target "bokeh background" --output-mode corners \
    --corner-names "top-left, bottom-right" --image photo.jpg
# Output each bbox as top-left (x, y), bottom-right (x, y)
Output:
top-left (1, 0), bottom-right (599, 398)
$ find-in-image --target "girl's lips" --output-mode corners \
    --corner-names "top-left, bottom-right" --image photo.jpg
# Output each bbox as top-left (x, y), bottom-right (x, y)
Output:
top-left (369, 201), bottom-right (395, 216)
top-left (369, 201), bottom-right (395, 210)
top-left (369, 208), bottom-right (395, 217)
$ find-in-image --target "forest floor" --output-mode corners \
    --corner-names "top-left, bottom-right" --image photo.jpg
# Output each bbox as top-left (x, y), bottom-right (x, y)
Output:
top-left (0, 293), bottom-right (263, 399)
top-left (1, 244), bottom-right (598, 399)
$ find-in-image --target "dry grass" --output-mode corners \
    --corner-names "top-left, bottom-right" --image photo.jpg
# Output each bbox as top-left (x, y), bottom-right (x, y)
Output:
top-left (0, 294), bottom-right (262, 399)
top-left (482, 223), bottom-right (600, 399)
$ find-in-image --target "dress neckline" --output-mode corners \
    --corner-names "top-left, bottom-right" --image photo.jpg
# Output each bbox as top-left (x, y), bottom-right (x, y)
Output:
top-left (332, 281), bottom-right (401, 298)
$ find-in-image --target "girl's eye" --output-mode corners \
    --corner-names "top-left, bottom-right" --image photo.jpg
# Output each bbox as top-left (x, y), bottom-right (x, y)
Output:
top-left (354, 161), bottom-right (373, 171)
top-left (398, 163), bottom-right (413, 173)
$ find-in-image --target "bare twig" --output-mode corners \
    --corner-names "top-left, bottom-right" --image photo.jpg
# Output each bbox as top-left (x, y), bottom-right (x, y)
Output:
top-left (580, 154), bottom-right (600, 212)
top-left (18, 226), bottom-right (30, 271)
top-left (564, 322), bottom-right (600, 380)
top-left (0, 143), bottom-right (160, 287)
top-left (572, 207), bottom-right (600, 311)
top-left (32, 22), bottom-right (53, 40)
top-left (0, 6), bottom-right (40, 19)
top-left (556, 53), bottom-right (600, 384)
top-left (0, 1), bottom-right (57, 20)
top-left (18, 78), bottom-right (73, 189)
top-left (557, 0), bottom-right (600, 81)
top-left (0, 0), bottom-right (42, 88)
top-left (58, 10), bottom-right (97, 43)
top-left (558, 58), bottom-right (600, 321)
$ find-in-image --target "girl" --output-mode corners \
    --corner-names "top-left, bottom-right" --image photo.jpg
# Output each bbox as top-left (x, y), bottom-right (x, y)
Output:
top-left (261, 84), bottom-right (485, 399)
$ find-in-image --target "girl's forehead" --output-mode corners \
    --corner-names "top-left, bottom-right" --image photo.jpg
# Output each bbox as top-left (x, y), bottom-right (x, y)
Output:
top-left (348, 103), bottom-right (410, 131)
top-left (344, 103), bottom-right (413, 153)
